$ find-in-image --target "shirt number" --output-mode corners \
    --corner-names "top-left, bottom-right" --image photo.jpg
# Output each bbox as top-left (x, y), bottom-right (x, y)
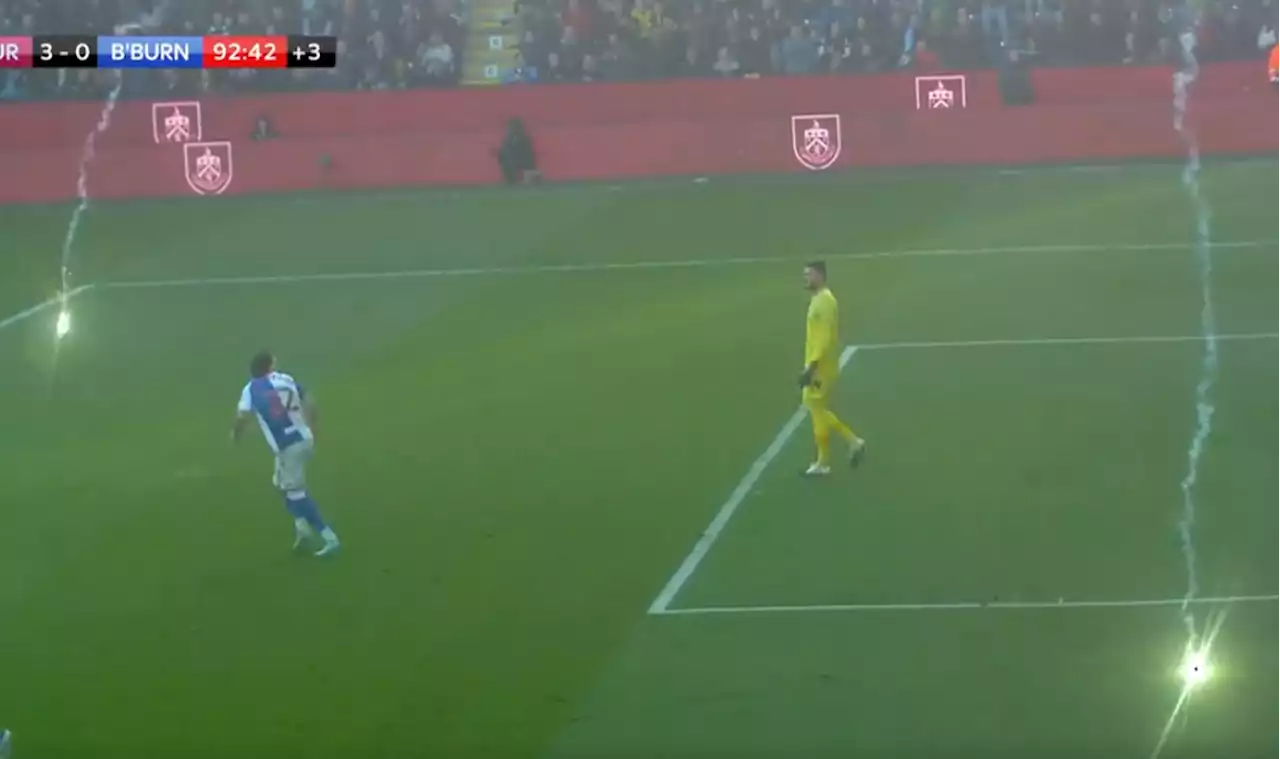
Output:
top-left (268, 389), bottom-right (301, 434)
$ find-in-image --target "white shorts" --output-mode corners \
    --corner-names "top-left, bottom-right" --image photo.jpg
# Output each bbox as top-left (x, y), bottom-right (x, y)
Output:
top-left (273, 438), bottom-right (314, 492)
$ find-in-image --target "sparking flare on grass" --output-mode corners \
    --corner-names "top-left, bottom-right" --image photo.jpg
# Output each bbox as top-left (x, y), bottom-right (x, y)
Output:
top-left (1151, 7), bottom-right (1222, 757)
top-left (54, 69), bottom-right (124, 341)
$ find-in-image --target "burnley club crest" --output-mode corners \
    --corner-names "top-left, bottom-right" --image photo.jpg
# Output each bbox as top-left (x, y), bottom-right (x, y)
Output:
top-left (183, 141), bottom-right (234, 196)
top-left (151, 101), bottom-right (203, 145)
top-left (790, 114), bottom-right (842, 171)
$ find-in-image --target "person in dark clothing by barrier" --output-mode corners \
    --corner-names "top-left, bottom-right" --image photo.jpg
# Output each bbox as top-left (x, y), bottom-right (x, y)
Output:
top-left (998, 49), bottom-right (1035, 105)
top-left (496, 118), bottom-right (540, 184)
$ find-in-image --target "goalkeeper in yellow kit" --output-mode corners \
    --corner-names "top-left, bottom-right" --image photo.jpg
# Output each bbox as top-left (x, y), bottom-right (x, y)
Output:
top-left (799, 261), bottom-right (866, 476)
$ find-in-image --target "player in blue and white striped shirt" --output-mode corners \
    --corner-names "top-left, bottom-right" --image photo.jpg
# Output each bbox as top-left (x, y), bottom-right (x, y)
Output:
top-left (232, 351), bottom-right (340, 557)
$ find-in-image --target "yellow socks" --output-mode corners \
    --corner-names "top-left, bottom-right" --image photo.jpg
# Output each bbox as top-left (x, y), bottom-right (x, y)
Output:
top-left (809, 405), bottom-right (861, 468)
top-left (826, 411), bottom-right (858, 447)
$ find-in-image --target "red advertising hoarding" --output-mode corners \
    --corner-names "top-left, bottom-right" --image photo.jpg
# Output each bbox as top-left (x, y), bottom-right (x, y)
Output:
top-left (0, 61), bottom-right (1271, 204)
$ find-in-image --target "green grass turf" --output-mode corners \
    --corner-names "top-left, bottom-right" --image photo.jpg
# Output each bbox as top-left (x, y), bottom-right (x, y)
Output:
top-left (0, 162), bottom-right (1275, 759)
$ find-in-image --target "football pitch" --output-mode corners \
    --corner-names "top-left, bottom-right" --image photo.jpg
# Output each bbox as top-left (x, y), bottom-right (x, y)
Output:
top-left (0, 163), bottom-right (1276, 759)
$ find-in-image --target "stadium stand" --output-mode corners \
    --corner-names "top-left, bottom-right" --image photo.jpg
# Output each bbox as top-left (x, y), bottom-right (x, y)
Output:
top-left (0, 0), bottom-right (1274, 99)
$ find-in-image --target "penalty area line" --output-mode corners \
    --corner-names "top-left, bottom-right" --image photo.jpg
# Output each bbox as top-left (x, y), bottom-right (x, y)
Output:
top-left (654, 593), bottom-right (1280, 616)
top-left (0, 285), bottom-right (93, 332)
top-left (96, 240), bottom-right (1276, 290)
top-left (647, 345), bottom-right (859, 616)
top-left (857, 332), bottom-right (1278, 351)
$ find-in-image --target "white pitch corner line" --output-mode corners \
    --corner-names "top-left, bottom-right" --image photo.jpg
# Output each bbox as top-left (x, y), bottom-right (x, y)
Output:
top-left (654, 593), bottom-right (1279, 616)
top-left (0, 284), bottom-right (92, 332)
top-left (647, 345), bottom-right (859, 615)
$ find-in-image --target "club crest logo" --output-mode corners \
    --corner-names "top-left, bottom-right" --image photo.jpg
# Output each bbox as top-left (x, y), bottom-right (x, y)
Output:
top-left (914, 75), bottom-right (968, 110)
top-left (183, 141), bottom-right (234, 195)
top-left (151, 101), bottom-right (203, 145)
top-left (790, 114), bottom-right (842, 171)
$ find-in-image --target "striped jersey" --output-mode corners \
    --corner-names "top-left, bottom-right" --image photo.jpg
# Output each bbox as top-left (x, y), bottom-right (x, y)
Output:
top-left (237, 372), bottom-right (312, 453)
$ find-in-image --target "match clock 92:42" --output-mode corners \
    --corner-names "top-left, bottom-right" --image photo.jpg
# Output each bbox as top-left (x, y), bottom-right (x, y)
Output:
top-left (203, 35), bottom-right (288, 68)
top-left (201, 35), bottom-right (336, 69)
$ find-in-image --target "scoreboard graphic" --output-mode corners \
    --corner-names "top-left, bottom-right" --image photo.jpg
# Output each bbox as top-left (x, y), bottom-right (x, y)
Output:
top-left (0, 35), bottom-right (337, 69)
top-left (0, 34), bottom-right (339, 198)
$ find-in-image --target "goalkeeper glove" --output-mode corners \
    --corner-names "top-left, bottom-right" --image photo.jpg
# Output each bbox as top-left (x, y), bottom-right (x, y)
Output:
top-left (798, 364), bottom-right (817, 388)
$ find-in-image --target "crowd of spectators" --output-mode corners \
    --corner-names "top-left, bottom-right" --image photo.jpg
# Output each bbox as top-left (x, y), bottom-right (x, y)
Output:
top-left (0, 0), bottom-right (1275, 99)
top-left (510, 0), bottom-right (1277, 83)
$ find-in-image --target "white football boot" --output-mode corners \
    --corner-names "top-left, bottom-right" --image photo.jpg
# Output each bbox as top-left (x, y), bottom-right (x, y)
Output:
top-left (803, 463), bottom-right (831, 477)
top-left (314, 528), bottom-right (341, 557)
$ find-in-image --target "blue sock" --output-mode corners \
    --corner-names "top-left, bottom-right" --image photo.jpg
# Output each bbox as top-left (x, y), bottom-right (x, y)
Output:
top-left (284, 496), bottom-right (304, 520)
top-left (284, 492), bottom-right (327, 532)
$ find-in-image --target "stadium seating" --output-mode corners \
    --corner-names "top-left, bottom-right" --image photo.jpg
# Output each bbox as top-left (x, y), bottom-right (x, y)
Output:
top-left (0, 0), bottom-right (1274, 99)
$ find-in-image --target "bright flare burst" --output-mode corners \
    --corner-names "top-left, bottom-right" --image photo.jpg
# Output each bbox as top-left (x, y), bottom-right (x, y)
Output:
top-left (54, 309), bottom-right (71, 339)
top-left (1150, 608), bottom-right (1229, 759)
top-left (1179, 649), bottom-right (1211, 688)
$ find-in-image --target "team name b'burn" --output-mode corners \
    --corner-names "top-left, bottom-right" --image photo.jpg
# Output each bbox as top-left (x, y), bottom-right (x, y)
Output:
top-left (104, 36), bottom-right (202, 69)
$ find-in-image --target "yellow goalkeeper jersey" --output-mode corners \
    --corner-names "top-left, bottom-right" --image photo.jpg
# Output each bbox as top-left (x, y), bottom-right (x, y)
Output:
top-left (805, 287), bottom-right (839, 375)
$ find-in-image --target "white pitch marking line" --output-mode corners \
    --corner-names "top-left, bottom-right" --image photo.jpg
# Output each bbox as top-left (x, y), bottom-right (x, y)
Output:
top-left (0, 285), bottom-right (93, 332)
top-left (858, 332), bottom-right (1278, 350)
top-left (97, 240), bottom-right (1275, 290)
top-left (647, 345), bottom-right (859, 615)
top-left (654, 593), bottom-right (1279, 616)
